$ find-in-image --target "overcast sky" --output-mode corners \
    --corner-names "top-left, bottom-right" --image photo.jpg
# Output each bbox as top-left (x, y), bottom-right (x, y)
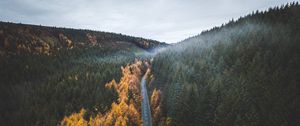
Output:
top-left (0, 0), bottom-right (297, 43)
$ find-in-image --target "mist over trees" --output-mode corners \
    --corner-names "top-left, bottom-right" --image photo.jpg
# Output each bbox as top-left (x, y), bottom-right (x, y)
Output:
top-left (0, 9), bottom-right (170, 124)
top-left (0, 2), bottom-right (299, 126)
top-left (151, 2), bottom-right (300, 126)
top-left (0, 22), bottom-right (164, 125)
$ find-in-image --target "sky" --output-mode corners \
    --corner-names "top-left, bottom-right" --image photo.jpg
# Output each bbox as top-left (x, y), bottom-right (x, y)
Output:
top-left (0, 0), bottom-right (297, 43)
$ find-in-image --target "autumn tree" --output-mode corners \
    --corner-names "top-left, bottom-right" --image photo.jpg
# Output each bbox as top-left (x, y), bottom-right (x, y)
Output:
top-left (61, 61), bottom-right (144, 126)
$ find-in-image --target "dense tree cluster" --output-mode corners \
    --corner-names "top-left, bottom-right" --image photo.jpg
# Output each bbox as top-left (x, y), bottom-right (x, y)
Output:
top-left (60, 61), bottom-right (166, 126)
top-left (0, 47), bottom-right (136, 125)
top-left (152, 2), bottom-right (300, 126)
top-left (0, 17), bottom-right (166, 125)
top-left (1, 2), bottom-right (299, 126)
top-left (61, 61), bottom-right (143, 126)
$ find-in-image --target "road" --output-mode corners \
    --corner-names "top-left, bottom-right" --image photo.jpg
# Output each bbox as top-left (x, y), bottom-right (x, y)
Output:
top-left (141, 75), bottom-right (152, 126)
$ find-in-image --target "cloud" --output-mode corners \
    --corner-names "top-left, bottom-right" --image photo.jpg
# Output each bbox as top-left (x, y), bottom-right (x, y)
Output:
top-left (0, 0), bottom-right (295, 43)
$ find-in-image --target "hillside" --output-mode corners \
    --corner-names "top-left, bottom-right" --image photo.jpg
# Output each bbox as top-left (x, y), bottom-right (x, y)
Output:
top-left (151, 2), bottom-right (300, 126)
top-left (0, 22), bottom-right (166, 55)
top-left (0, 22), bottom-right (166, 125)
top-left (1, 2), bottom-right (300, 126)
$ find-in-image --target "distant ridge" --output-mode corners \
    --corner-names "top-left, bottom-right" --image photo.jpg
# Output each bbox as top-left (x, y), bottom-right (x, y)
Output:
top-left (0, 21), bottom-right (167, 55)
top-left (180, 1), bottom-right (299, 43)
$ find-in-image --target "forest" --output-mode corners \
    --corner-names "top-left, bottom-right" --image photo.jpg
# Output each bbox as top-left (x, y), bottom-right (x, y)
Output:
top-left (0, 22), bottom-right (164, 125)
top-left (151, 2), bottom-right (300, 126)
top-left (0, 2), bottom-right (299, 126)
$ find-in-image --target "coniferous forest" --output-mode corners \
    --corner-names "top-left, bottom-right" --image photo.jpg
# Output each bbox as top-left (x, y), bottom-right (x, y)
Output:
top-left (151, 3), bottom-right (300, 126)
top-left (0, 2), bottom-right (300, 126)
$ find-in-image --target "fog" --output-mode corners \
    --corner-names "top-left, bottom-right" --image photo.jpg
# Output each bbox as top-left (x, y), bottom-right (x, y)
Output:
top-left (0, 0), bottom-right (295, 43)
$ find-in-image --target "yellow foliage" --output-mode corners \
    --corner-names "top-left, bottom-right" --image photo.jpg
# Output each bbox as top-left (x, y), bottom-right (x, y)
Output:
top-left (166, 117), bottom-right (172, 126)
top-left (60, 109), bottom-right (88, 126)
top-left (88, 114), bottom-right (103, 126)
top-left (151, 89), bottom-right (161, 109)
top-left (150, 89), bottom-right (163, 126)
top-left (61, 61), bottom-right (144, 126)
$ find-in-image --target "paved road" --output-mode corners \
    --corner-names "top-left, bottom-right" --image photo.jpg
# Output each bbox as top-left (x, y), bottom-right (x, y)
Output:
top-left (141, 75), bottom-right (152, 126)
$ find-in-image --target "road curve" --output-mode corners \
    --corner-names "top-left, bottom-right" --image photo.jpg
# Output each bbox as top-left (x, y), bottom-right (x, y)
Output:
top-left (141, 75), bottom-right (152, 126)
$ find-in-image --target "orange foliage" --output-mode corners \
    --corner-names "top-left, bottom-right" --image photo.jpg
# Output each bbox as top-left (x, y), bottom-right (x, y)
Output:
top-left (61, 61), bottom-right (144, 126)
top-left (61, 109), bottom-right (88, 126)
top-left (147, 68), bottom-right (169, 126)
top-left (59, 33), bottom-right (73, 49)
top-left (86, 33), bottom-right (97, 45)
top-left (149, 88), bottom-right (171, 126)
top-left (150, 89), bottom-right (162, 126)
